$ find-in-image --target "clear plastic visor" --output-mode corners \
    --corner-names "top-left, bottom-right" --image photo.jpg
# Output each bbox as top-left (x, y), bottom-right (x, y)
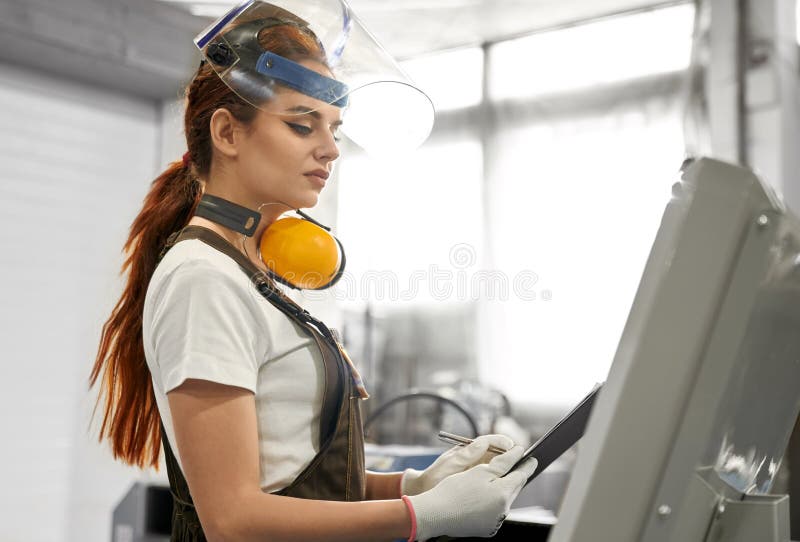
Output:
top-left (195, 0), bottom-right (435, 153)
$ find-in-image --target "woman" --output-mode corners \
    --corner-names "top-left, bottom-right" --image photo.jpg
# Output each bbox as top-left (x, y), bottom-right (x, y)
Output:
top-left (90, 2), bottom-right (537, 540)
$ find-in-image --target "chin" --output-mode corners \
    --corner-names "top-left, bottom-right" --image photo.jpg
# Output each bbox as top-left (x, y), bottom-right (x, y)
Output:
top-left (296, 192), bottom-right (320, 209)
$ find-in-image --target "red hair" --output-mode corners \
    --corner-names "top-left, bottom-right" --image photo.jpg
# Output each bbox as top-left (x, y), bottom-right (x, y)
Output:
top-left (89, 22), bottom-right (328, 468)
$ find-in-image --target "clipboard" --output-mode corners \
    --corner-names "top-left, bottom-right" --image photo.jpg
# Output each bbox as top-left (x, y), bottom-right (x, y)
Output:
top-left (508, 383), bottom-right (603, 485)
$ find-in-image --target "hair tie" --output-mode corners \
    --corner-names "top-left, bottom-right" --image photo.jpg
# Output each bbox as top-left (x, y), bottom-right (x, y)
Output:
top-left (182, 151), bottom-right (191, 167)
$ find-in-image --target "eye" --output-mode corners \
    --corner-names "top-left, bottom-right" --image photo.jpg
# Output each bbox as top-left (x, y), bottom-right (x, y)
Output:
top-left (285, 122), bottom-right (312, 136)
top-left (332, 128), bottom-right (342, 143)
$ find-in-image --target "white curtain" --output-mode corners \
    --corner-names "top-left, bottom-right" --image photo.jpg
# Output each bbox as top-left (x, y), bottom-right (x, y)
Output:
top-left (479, 85), bottom-right (687, 408)
top-left (334, 3), bottom-right (694, 408)
top-left (335, 46), bottom-right (486, 309)
top-left (336, 133), bottom-right (484, 307)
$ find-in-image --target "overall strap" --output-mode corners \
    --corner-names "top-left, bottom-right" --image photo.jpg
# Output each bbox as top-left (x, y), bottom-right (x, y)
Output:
top-left (173, 227), bottom-right (326, 333)
top-left (159, 423), bottom-right (207, 541)
top-left (168, 225), bottom-right (343, 443)
top-left (170, 226), bottom-right (369, 400)
top-left (157, 225), bottom-right (365, 507)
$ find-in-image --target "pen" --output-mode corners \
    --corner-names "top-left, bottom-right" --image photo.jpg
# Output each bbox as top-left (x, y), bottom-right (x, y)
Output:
top-left (437, 430), bottom-right (509, 455)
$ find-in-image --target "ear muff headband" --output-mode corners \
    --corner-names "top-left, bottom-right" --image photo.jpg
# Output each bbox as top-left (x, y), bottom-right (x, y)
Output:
top-left (193, 194), bottom-right (344, 290)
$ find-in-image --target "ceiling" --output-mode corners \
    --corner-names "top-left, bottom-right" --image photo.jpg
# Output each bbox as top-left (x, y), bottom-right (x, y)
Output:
top-left (162, 0), bottom-right (683, 58)
top-left (0, 0), bottom-right (681, 101)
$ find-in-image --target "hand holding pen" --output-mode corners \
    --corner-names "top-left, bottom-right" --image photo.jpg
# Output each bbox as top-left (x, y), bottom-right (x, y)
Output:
top-left (402, 433), bottom-right (535, 541)
top-left (437, 430), bottom-right (511, 455)
top-left (401, 432), bottom-right (516, 497)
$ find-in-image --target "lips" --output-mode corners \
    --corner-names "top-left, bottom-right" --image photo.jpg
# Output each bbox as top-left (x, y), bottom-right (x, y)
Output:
top-left (305, 169), bottom-right (329, 180)
top-left (304, 170), bottom-right (328, 189)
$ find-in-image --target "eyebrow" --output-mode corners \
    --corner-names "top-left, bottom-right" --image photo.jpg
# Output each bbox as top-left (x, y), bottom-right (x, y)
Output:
top-left (285, 105), bottom-right (343, 126)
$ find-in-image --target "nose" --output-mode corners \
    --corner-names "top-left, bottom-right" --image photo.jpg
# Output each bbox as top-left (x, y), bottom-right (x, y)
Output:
top-left (314, 130), bottom-right (340, 164)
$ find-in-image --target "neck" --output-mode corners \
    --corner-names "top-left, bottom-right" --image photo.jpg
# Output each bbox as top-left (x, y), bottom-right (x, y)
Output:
top-left (188, 215), bottom-right (267, 270)
top-left (188, 180), bottom-right (292, 271)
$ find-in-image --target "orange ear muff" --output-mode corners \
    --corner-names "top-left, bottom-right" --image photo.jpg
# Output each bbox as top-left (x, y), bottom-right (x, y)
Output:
top-left (259, 216), bottom-right (345, 290)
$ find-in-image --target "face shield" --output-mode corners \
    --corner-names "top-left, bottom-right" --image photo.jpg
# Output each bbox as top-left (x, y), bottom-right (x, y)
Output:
top-left (194, 0), bottom-right (435, 154)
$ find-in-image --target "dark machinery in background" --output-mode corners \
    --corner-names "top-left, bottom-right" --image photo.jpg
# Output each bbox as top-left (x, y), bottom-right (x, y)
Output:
top-left (365, 390), bottom-right (481, 441)
top-left (111, 482), bottom-right (171, 542)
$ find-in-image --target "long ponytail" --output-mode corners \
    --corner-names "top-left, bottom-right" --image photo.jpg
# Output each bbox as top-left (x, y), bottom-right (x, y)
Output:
top-left (89, 161), bottom-right (201, 468)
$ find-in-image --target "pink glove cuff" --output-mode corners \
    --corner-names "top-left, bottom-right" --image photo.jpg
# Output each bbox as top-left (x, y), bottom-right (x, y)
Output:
top-left (401, 495), bottom-right (417, 542)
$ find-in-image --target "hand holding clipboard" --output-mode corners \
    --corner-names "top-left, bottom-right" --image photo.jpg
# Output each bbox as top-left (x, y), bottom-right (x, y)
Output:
top-left (508, 383), bottom-right (602, 484)
top-left (438, 383), bottom-right (603, 486)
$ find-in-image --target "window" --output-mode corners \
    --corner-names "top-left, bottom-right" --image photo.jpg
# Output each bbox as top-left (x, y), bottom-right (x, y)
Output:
top-left (479, 96), bottom-right (687, 405)
top-left (489, 4), bottom-right (694, 100)
top-left (336, 3), bottom-right (695, 406)
top-left (336, 136), bottom-right (483, 307)
top-left (400, 47), bottom-right (484, 111)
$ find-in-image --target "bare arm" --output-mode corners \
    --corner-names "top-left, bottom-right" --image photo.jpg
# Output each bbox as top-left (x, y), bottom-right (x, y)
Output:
top-left (365, 471), bottom-right (403, 500)
top-left (168, 379), bottom-right (412, 542)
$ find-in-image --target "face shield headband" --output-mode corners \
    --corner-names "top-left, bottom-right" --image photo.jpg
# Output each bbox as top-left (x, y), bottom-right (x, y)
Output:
top-left (199, 17), bottom-right (349, 108)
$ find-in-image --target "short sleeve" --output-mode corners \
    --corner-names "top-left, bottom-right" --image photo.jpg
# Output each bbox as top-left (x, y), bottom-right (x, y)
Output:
top-left (148, 259), bottom-right (264, 394)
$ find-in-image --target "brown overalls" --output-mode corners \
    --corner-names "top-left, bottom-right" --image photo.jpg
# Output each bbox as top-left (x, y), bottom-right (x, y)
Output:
top-left (157, 225), bottom-right (367, 541)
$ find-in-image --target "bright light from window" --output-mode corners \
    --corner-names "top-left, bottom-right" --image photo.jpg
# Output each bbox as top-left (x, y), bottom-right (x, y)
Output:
top-left (343, 82), bottom-right (435, 155)
top-left (488, 3), bottom-right (695, 101)
top-left (336, 138), bottom-right (483, 307)
top-left (157, 0), bottom-right (238, 18)
top-left (480, 96), bottom-right (687, 406)
top-left (797, 0), bottom-right (800, 44)
top-left (401, 47), bottom-right (484, 112)
top-left (189, 5), bottom-right (235, 18)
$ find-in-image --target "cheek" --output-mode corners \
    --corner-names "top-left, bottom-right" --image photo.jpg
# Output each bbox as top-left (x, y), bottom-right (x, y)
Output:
top-left (242, 130), bottom-right (279, 168)
top-left (240, 132), bottom-right (299, 184)
top-left (269, 137), bottom-right (308, 169)
top-left (253, 125), bottom-right (289, 155)
top-left (241, 121), bottom-right (311, 178)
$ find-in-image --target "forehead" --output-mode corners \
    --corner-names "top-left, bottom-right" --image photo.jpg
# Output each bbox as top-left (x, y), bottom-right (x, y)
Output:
top-left (267, 89), bottom-right (344, 123)
top-left (263, 59), bottom-right (344, 123)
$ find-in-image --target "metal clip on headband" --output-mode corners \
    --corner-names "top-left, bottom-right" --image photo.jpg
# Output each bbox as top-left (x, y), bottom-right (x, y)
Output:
top-left (195, 194), bottom-right (261, 237)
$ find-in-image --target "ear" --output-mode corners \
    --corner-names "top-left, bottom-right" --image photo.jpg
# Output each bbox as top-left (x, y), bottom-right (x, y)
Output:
top-left (209, 108), bottom-right (243, 159)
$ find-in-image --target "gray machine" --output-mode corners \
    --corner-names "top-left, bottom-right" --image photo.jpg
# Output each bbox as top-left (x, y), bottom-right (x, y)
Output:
top-left (549, 158), bottom-right (800, 542)
top-left (111, 482), bottom-right (171, 542)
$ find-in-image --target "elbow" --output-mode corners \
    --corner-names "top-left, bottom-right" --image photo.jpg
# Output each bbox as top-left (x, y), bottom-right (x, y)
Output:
top-left (200, 510), bottom-right (248, 542)
top-left (194, 489), bottom-right (268, 541)
top-left (204, 522), bottom-right (239, 542)
top-left (200, 516), bottom-right (227, 542)
top-left (193, 489), bottom-right (266, 542)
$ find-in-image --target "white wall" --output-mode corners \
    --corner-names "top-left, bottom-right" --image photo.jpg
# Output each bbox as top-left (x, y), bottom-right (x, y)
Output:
top-left (0, 61), bottom-right (162, 542)
top-left (159, 98), bottom-right (187, 170)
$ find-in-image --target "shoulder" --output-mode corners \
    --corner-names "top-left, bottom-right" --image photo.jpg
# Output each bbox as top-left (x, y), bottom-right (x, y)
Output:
top-left (156, 238), bottom-right (246, 280)
top-left (153, 239), bottom-right (253, 289)
top-left (146, 239), bottom-right (261, 315)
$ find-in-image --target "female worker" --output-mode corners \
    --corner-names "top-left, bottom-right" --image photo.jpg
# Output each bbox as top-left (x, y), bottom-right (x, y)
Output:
top-left (89, 1), bottom-right (537, 540)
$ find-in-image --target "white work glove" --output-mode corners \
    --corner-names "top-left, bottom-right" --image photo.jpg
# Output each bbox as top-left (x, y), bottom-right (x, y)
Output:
top-left (401, 434), bottom-right (515, 496)
top-left (404, 445), bottom-right (537, 541)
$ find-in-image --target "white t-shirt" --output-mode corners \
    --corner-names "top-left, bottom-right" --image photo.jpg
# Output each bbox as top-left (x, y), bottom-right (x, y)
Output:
top-left (142, 239), bottom-right (325, 493)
